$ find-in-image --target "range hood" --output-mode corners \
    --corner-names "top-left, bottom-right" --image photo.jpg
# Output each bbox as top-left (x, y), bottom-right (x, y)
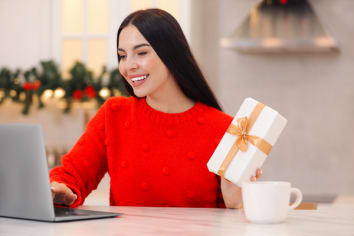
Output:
top-left (220, 0), bottom-right (339, 53)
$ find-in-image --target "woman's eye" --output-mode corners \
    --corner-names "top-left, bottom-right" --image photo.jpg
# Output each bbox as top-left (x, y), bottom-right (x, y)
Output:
top-left (138, 52), bottom-right (147, 56)
top-left (119, 55), bottom-right (126, 59)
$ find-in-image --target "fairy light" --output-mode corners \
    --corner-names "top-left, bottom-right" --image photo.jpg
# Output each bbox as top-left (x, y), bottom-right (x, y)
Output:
top-left (42, 89), bottom-right (53, 100)
top-left (0, 89), bottom-right (5, 99)
top-left (99, 88), bottom-right (110, 98)
top-left (10, 90), bottom-right (16, 97)
top-left (54, 88), bottom-right (65, 98)
top-left (20, 92), bottom-right (26, 101)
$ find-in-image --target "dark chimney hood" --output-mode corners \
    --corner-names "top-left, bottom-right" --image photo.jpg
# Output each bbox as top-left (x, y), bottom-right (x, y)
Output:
top-left (220, 0), bottom-right (339, 53)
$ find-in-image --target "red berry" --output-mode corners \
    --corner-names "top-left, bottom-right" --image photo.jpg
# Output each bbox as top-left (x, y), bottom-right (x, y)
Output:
top-left (33, 80), bottom-right (41, 90)
top-left (23, 82), bottom-right (31, 91)
top-left (73, 90), bottom-right (83, 100)
top-left (85, 86), bottom-right (96, 98)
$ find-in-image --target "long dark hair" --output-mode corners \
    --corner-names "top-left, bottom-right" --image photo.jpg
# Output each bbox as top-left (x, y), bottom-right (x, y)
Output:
top-left (117, 8), bottom-right (222, 111)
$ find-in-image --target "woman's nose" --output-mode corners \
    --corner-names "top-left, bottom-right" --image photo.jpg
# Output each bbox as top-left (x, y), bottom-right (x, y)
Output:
top-left (126, 56), bottom-right (138, 70)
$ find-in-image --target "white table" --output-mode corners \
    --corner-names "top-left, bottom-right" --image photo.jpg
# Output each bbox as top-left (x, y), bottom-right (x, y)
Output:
top-left (1, 204), bottom-right (354, 236)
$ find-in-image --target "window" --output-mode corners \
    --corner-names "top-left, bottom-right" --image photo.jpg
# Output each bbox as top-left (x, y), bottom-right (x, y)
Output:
top-left (51, 0), bottom-right (190, 76)
top-left (60, 0), bottom-right (109, 78)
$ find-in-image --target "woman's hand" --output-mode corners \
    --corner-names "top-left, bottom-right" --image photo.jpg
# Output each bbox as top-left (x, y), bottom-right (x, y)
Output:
top-left (51, 182), bottom-right (77, 206)
top-left (221, 168), bottom-right (263, 209)
top-left (250, 168), bottom-right (262, 182)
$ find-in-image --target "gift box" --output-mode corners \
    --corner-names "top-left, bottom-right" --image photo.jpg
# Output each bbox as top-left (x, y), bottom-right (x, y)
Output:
top-left (207, 97), bottom-right (287, 187)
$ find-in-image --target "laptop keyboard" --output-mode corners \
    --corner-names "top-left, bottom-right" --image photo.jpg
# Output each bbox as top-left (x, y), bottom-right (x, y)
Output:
top-left (55, 207), bottom-right (91, 217)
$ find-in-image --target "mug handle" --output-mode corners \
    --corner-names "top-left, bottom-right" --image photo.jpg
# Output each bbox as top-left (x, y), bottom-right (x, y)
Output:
top-left (289, 187), bottom-right (303, 210)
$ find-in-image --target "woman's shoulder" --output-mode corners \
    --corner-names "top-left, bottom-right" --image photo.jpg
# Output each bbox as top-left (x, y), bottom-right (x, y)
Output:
top-left (197, 102), bottom-right (233, 123)
top-left (195, 102), bottom-right (233, 133)
top-left (194, 102), bottom-right (233, 137)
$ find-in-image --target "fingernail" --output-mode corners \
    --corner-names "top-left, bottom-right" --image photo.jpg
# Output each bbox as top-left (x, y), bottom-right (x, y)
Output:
top-left (74, 194), bottom-right (77, 200)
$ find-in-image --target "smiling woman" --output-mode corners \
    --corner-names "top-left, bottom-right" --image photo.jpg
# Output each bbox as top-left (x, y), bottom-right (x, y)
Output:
top-left (116, 9), bottom-right (224, 112)
top-left (49, 8), bottom-right (261, 209)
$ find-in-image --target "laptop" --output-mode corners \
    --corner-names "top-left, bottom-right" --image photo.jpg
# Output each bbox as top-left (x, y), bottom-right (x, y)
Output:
top-left (0, 124), bottom-right (122, 222)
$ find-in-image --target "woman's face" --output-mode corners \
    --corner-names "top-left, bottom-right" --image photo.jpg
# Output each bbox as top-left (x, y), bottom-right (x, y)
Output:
top-left (118, 25), bottom-right (173, 98)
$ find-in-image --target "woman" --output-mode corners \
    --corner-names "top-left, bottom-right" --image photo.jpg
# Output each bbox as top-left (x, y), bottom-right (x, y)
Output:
top-left (50, 9), bottom-right (261, 208)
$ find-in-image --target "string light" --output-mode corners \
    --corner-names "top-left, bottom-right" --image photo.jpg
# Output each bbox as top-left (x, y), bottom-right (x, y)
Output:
top-left (10, 90), bottom-right (16, 97)
top-left (20, 92), bottom-right (26, 101)
top-left (0, 89), bottom-right (5, 99)
top-left (54, 88), bottom-right (65, 98)
top-left (42, 89), bottom-right (53, 100)
top-left (99, 88), bottom-right (110, 98)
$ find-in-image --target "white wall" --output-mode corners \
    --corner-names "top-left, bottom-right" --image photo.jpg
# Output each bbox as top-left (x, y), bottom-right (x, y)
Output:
top-left (199, 0), bottom-right (354, 197)
top-left (0, 0), bottom-right (52, 68)
top-left (189, 0), bottom-right (220, 93)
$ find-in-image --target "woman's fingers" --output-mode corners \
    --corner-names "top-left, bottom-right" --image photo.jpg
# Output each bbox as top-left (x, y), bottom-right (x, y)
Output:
top-left (66, 193), bottom-right (78, 205)
top-left (53, 188), bottom-right (77, 205)
top-left (51, 182), bottom-right (77, 205)
top-left (250, 168), bottom-right (263, 182)
top-left (256, 168), bottom-right (262, 179)
top-left (51, 186), bottom-right (56, 199)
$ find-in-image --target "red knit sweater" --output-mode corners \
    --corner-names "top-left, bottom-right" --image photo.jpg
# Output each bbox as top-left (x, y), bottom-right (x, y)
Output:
top-left (50, 97), bottom-right (232, 208)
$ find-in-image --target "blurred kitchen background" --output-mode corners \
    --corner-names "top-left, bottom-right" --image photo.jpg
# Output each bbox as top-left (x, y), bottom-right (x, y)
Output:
top-left (1, 0), bottom-right (353, 205)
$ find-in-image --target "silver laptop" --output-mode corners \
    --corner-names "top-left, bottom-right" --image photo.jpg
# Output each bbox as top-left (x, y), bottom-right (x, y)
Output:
top-left (0, 124), bottom-right (121, 222)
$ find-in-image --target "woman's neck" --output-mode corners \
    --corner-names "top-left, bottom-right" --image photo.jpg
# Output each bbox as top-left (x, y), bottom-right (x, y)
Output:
top-left (145, 80), bottom-right (195, 114)
top-left (146, 95), bottom-right (195, 114)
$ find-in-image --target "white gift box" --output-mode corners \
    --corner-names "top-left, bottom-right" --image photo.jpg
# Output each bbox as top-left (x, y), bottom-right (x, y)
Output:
top-left (207, 97), bottom-right (287, 187)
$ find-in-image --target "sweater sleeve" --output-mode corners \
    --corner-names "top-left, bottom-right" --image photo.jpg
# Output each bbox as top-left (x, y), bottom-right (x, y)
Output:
top-left (50, 102), bottom-right (108, 207)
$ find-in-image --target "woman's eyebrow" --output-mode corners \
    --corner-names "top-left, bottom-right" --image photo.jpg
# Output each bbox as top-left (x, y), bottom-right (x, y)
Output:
top-left (117, 43), bottom-right (150, 53)
top-left (134, 43), bottom-right (150, 50)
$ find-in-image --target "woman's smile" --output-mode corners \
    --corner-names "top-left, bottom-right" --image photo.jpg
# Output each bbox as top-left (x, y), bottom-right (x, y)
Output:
top-left (129, 74), bottom-right (150, 87)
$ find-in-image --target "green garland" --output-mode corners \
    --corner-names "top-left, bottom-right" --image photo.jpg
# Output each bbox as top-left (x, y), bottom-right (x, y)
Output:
top-left (0, 60), bottom-right (128, 115)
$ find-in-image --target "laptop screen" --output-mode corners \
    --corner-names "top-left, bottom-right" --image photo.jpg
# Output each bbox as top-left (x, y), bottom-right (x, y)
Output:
top-left (0, 124), bottom-right (56, 221)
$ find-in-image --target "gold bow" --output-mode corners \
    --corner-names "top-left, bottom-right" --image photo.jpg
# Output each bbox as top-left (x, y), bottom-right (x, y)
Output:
top-left (217, 103), bottom-right (272, 177)
top-left (227, 117), bottom-right (260, 152)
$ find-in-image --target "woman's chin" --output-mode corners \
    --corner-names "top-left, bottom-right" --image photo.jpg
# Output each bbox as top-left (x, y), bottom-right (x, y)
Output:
top-left (133, 89), bottom-right (148, 98)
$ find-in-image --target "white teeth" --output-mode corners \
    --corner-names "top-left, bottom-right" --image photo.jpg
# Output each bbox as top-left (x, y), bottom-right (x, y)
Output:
top-left (132, 75), bottom-right (147, 82)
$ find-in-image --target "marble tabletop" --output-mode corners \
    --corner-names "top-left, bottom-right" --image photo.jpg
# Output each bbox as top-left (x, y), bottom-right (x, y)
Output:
top-left (0, 204), bottom-right (354, 236)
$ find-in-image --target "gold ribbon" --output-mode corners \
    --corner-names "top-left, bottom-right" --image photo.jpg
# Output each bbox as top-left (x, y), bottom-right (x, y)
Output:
top-left (217, 102), bottom-right (273, 177)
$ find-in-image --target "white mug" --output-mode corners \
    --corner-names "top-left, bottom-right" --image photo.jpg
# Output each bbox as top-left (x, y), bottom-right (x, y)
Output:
top-left (242, 181), bottom-right (302, 224)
